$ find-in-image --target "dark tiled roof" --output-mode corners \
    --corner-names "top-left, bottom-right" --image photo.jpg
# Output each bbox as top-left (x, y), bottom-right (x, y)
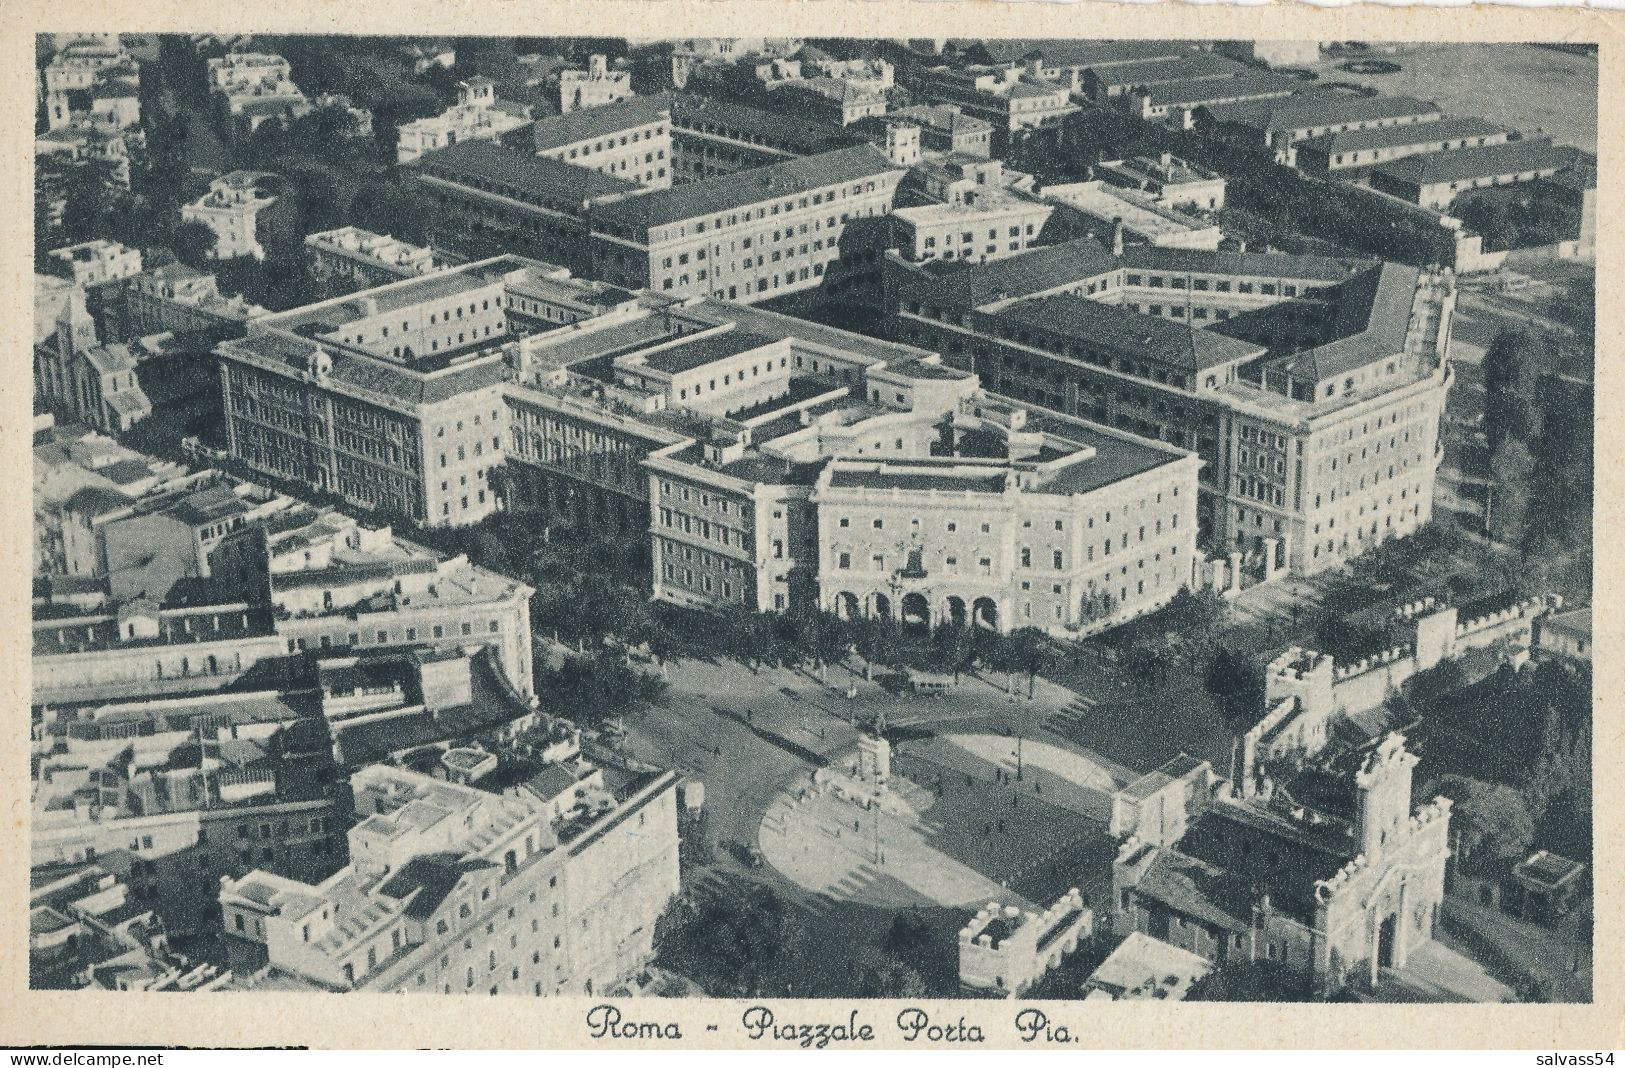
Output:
top-left (412, 140), bottom-right (637, 204)
top-left (923, 237), bottom-right (1120, 310)
top-left (1144, 74), bottom-right (1301, 108)
top-left (529, 94), bottom-right (671, 152)
top-left (1371, 138), bottom-right (1574, 187)
top-left (991, 293), bottom-right (1263, 373)
top-left (1091, 54), bottom-right (1247, 89)
top-left (590, 144), bottom-right (902, 232)
top-left (974, 39), bottom-right (1192, 69)
top-left (1207, 93), bottom-right (1439, 133)
top-left (667, 93), bottom-right (860, 154)
top-left (1300, 116), bottom-right (1509, 156)
top-left (1120, 246), bottom-right (1373, 283)
top-left (227, 331), bottom-right (506, 409)
top-left (637, 329), bottom-right (781, 374)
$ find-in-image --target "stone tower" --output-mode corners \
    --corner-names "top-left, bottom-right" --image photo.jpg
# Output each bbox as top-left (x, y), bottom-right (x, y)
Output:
top-left (1352, 732), bottom-right (1417, 862)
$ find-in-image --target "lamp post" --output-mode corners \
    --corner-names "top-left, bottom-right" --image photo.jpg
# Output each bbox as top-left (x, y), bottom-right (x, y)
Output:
top-left (1016, 733), bottom-right (1024, 782)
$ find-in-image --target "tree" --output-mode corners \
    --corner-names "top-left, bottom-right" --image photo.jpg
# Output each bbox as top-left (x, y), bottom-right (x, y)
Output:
top-left (1426, 774), bottom-right (1536, 873)
top-left (349, 177), bottom-right (438, 246)
top-left (688, 886), bottom-right (805, 996)
top-left (1485, 438), bottom-right (1535, 546)
top-left (1482, 331), bottom-right (1536, 455)
top-left (1204, 647), bottom-right (1264, 725)
top-left (1007, 627), bottom-right (1050, 699)
top-left (861, 961), bottom-right (928, 998)
top-left (172, 220), bottom-right (218, 268)
top-left (884, 908), bottom-right (931, 958)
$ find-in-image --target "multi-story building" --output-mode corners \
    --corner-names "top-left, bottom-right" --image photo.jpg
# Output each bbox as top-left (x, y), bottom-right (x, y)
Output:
top-left (884, 238), bottom-right (1456, 576)
top-left (42, 36), bottom-right (141, 132)
top-left (218, 762), bottom-right (680, 996)
top-left (1132, 74), bottom-right (1302, 128)
top-left (32, 516), bottom-right (536, 705)
top-left (527, 95), bottom-right (673, 190)
top-left (120, 263), bottom-right (267, 342)
top-left (180, 171), bottom-right (284, 261)
top-left (31, 686), bottom-right (352, 937)
top-left (1292, 117), bottom-right (1512, 179)
top-left (557, 54), bottom-right (633, 114)
top-left (1085, 53), bottom-right (1249, 103)
top-left (1040, 182), bottom-right (1222, 251)
top-left (33, 425), bottom-right (192, 576)
top-left (1203, 94), bottom-right (1444, 165)
top-left (304, 227), bottom-right (441, 298)
top-left (205, 53), bottom-right (312, 144)
top-left (1368, 138), bottom-right (1580, 211)
top-left (768, 77), bottom-right (889, 127)
top-left (585, 143), bottom-right (909, 303)
top-left (395, 79), bottom-right (534, 165)
top-left (873, 104), bottom-right (994, 158)
top-left (47, 240), bottom-right (143, 289)
top-left (1112, 732), bottom-right (1451, 996)
top-left (666, 93), bottom-right (864, 180)
top-left (891, 197), bottom-right (1054, 265)
top-left (35, 124), bottom-right (135, 189)
top-left (911, 64), bottom-right (1077, 147)
top-left (34, 287), bottom-right (151, 434)
top-left (409, 140), bottom-right (637, 272)
top-left (965, 39), bottom-right (1192, 95)
top-left (1096, 153), bottom-right (1227, 212)
top-left (215, 256), bottom-right (644, 529)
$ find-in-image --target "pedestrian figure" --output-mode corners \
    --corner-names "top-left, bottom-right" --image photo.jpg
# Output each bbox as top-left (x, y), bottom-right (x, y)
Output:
top-left (997, 819), bottom-right (1005, 833)
top-left (1035, 782), bottom-right (1041, 794)
top-left (854, 819), bottom-right (861, 833)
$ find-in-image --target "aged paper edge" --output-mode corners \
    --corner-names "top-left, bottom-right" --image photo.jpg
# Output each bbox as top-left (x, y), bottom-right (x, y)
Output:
top-left (0, 0), bottom-right (1618, 1050)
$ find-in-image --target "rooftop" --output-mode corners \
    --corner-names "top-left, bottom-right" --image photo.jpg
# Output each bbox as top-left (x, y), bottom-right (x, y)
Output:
top-left (992, 292), bottom-right (1264, 373)
top-left (633, 329), bottom-right (783, 375)
top-left (1300, 116), bottom-right (1511, 156)
top-left (1207, 92), bottom-right (1440, 134)
top-left (1085, 931), bottom-right (1212, 1000)
top-left (529, 94), bottom-right (671, 152)
top-left (919, 236), bottom-right (1120, 309)
top-left (1142, 74), bottom-right (1301, 109)
top-left (1372, 138), bottom-right (1576, 187)
top-left (590, 143), bottom-right (901, 232)
top-left (668, 92), bottom-right (861, 153)
top-left (1091, 53), bottom-right (1247, 89)
top-left (412, 139), bottom-right (638, 204)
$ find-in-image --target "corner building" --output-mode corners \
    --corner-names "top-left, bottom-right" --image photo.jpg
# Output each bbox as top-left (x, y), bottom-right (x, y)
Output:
top-left (885, 240), bottom-right (1455, 575)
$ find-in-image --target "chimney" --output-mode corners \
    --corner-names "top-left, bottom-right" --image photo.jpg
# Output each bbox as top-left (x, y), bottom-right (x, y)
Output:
top-left (1111, 217), bottom-right (1124, 257)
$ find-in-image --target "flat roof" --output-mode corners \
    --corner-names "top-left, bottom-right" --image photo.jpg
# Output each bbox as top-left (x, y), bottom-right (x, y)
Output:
top-left (635, 329), bottom-right (781, 375)
top-left (590, 143), bottom-right (900, 232)
top-left (1087, 931), bottom-right (1212, 998)
top-left (974, 39), bottom-right (1192, 69)
top-left (1372, 138), bottom-right (1575, 187)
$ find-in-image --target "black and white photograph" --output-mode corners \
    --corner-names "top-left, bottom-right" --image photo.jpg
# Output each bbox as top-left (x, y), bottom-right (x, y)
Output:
top-left (15, 10), bottom-right (1609, 1049)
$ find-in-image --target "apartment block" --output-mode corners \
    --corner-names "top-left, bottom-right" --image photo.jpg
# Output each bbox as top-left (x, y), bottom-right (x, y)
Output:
top-left (585, 143), bottom-right (908, 303)
top-left (558, 55), bottom-right (633, 114)
top-left (218, 762), bottom-right (679, 996)
top-left (1293, 117), bottom-right (1511, 178)
top-left (396, 79), bottom-right (533, 165)
top-left (305, 227), bottom-right (441, 298)
top-left (884, 238), bottom-right (1456, 576)
top-left (528, 95), bottom-right (673, 190)
top-left (180, 171), bottom-right (284, 261)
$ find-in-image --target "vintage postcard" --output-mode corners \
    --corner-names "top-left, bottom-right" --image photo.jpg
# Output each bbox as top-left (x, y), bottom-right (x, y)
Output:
top-left (1, 0), bottom-right (1618, 1052)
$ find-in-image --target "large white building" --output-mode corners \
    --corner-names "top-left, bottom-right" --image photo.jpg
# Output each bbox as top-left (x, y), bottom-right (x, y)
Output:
top-left (886, 239), bottom-right (1456, 577)
top-left (396, 79), bottom-right (533, 165)
top-left (180, 171), bottom-right (284, 261)
top-left (219, 761), bottom-right (680, 995)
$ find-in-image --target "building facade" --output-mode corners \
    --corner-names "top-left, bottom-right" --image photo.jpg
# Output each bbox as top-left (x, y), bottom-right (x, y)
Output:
top-left (885, 241), bottom-right (1456, 576)
top-left (528, 95), bottom-right (674, 190)
top-left (304, 227), bottom-right (440, 298)
top-left (219, 763), bottom-right (680, 996)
